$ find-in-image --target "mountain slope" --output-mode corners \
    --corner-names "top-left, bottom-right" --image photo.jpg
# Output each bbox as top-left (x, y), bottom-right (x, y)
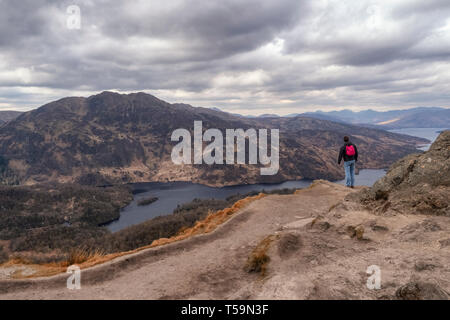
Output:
top-left (0, 91), bottom-right (427, 186)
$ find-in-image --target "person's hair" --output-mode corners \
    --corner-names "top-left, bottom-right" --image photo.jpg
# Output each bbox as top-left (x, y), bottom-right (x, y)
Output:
top-left (343, 136), bottom-right (349, 142)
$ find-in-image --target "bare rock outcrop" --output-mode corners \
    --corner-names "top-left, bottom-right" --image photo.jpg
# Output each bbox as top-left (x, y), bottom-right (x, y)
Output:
top-left (356, 130), bottom-right (450, 216)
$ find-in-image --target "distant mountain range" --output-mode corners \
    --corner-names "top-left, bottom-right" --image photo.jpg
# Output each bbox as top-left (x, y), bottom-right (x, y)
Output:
top-left (0, 111), bottom-right (22, 125)
top-left (222, 107), bottom-right (450, 129)
top-left (0, 92), bottom-right (426, 187)
top-left (4, 106), bottom-right (448, 129)
top-left (297, 107), bottom-right (450, 129)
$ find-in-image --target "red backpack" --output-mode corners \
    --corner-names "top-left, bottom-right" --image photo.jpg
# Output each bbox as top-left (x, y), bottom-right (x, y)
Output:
top-left (346, 145), bottom-right (356, 156)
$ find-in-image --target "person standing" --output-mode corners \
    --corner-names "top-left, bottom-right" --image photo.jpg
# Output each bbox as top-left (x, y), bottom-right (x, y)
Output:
top-left (338, 136), bottom-right (358, 188)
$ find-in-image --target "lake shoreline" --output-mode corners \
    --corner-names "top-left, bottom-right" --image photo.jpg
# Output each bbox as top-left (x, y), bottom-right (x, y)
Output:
top-left (106, 168), bottom-right (387, 232)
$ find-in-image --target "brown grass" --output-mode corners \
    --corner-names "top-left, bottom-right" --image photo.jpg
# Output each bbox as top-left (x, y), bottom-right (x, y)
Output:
top-left (244, 234), bottom-right (279, 276)
top-left (64, 248), bottom-right (106, 267)
top-left (2, 193), bottom-right (266, 279)
top-left (149, 193), bottom-right (266, 247)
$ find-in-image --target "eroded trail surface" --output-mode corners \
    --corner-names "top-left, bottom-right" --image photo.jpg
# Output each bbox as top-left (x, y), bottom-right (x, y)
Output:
top-left (1, 181), bottom-right (449, 299)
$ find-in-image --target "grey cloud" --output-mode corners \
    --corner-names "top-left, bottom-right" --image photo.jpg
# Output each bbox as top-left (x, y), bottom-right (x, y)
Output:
top-left (284, 2), bottom-right (450, 66)
top-left (98, 0), bottom-right (307, 59)
top-left (0, 0), bottom-right (449, 113)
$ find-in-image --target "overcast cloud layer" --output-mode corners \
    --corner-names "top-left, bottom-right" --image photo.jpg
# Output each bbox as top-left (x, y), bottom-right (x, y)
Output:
top-left (0, 0), bottom-right (449, 114)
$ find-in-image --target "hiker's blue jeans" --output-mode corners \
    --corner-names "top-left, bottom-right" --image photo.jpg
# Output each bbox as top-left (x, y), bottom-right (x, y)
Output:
top-left (344, 160), bottom-right (355, 187)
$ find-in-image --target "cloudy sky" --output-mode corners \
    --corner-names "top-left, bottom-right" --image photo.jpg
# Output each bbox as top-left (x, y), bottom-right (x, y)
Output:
top-left (1, 0), bottom-right (449, 115)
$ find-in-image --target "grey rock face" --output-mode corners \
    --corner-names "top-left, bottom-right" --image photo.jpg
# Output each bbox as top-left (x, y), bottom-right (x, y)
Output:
top-left (359, 130), bottom-right (450, 216)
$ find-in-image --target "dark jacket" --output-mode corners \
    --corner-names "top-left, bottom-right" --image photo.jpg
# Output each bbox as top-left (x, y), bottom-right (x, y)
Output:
top-left (338, 142), bottom-right (358, 164)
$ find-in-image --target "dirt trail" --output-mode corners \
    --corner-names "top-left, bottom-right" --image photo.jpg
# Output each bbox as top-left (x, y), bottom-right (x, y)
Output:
top-left (1, 180), bottom-right (449, 299)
